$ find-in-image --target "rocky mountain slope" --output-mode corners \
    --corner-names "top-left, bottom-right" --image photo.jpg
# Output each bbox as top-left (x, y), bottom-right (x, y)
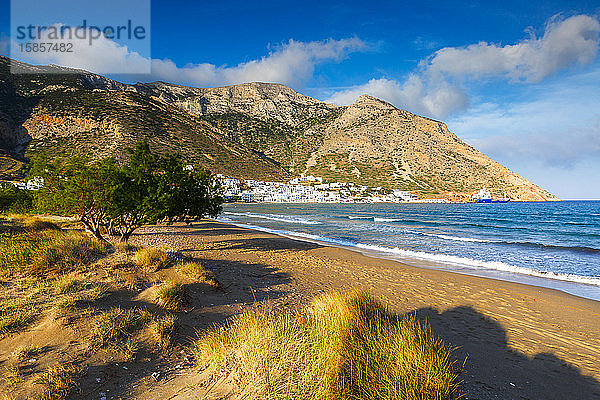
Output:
top-left (0, 56), bottom-right (557, 200)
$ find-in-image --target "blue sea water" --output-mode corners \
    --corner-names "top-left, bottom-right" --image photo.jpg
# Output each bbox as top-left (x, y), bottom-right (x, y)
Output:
top-left (218, 201), bottom-right (600, 301)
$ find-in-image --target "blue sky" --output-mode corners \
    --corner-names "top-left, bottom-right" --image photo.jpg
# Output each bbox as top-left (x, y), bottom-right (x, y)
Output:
top-left (1, 0), bottom-right (599, 198)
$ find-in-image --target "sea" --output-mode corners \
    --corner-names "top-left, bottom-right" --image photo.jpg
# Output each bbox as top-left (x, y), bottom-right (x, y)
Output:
top-left (217, 201), bottom-right (600, 301)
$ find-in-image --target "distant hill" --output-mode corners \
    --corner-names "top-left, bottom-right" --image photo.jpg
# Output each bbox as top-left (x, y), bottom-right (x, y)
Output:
top-left (0, 56), bottom-right (557, 201)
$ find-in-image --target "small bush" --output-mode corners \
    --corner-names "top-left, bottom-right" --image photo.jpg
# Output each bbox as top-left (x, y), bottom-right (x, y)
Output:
top-left (155, 282), bottom-right (187, 310)
top-left (0, 184), bottom-right (33, 214)
top-left (151, 314), bottom-right (177, 351)
top-left (134, 247), bottom-right (172, 271)
top-left (177, 261), bottom-right (219, 287)
top-left (195, 291), bottom-right (460, 400)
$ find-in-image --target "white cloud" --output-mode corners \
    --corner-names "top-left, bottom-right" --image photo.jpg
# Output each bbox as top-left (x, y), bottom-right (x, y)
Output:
top-left (13, 29), bottom-right (366, 87)
top-left (327, 14), bottom-right (600, 119)
top-left (328, 75), bottom-right (468, 119)
top-left (449, 65), bottom-right (600, 168)
top-left (424, 15), bottom-right (600, 83)
top-left (469, 121), bottom-right (600, 167)
top-left (13, 25), bottom-right (150, 74)
top-left (150, 38), bottom-right (366, 87)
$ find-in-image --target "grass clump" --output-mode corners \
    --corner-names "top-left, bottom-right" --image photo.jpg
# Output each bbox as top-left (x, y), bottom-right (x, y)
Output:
top-left (38, 364), bottom-right (78, 400)
top-left (18, 216), bottom-right (61, 232)
top-left (177, 261), bottom-right (219, 287)
top-left (114, 241), bottom-right (139, 254)
top-left (56, 275), bottom-right (84, 294)
top-left (155, 282), bottom-right (187, 310)
top-left (195, 291), bottom-right (461, 400)
top-left (134, 247), bottom-right (172, 271)
top-left (0, 230), bottom-right (109, 276)
top-left (151, 314), bottom-right (177, 351)
top-left (0, 310), bottom-right (35, 336)
top-left (93, 307), bottom-right (150, 346)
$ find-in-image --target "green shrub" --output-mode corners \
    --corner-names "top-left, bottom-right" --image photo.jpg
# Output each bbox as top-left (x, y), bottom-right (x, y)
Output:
top-left (195, 291), bottom-right (460, 400)
top-left (0, 184), bottom-right (33, 214)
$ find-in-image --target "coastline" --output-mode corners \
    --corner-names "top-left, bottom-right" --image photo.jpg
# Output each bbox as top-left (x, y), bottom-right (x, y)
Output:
top-left (131, 220), bottom-right (600, 399)
top-left (216, 217), bottom-right (600, 302)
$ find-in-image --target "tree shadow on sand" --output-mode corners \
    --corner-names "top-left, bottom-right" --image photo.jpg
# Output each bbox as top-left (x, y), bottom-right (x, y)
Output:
top-left (412, 306), bottom-right (600, 400)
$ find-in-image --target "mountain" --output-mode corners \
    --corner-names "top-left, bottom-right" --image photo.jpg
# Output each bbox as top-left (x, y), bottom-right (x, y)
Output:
top-left (0, 56), bottom-right (557, 201)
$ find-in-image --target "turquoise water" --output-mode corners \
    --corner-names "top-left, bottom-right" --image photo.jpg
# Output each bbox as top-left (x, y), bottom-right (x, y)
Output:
top-left (219, 201), bottom-right (600, 300)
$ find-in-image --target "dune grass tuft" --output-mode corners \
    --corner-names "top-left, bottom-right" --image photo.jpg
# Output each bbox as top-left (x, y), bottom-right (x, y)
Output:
top-left (0, 309), bottom-right (36, 336)
top-left (56, 275), bottom-right (84, 294)
top-left (177, 261), bottom-right (219, 287)
top-left (151, 314), bottom-right (177, 351)
top-left (38, 364), bottom-right (78, 400)
top-left (195, 291), bottom-right (461, 400)
top-left (93, 307), bottom-right (150, 346)
top-left (0, 229), bottom-right (109, 276)
top-left (134, 247), bottom-right (172, 270)
top-left (155, 282), bottom-right (187, 311)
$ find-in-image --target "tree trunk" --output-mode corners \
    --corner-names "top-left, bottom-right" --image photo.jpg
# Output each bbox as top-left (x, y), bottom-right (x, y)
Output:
top-left (80, 218), bottom-right (107, 242)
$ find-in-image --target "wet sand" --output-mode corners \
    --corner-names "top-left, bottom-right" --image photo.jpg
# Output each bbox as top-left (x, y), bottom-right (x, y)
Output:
top-left (132, 220), bottom-right (600, 400)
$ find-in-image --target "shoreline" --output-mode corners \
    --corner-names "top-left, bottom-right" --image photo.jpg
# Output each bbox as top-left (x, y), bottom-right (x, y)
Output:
top-left (214, 218), bottom-right (600, 302)
top-left (130, 220), bottom-right (600, 398)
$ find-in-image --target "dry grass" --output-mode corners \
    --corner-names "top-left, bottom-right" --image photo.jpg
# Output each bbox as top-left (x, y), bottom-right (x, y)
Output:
top-left (93, 307), bottom-right (151, 346)
top-left (151, 314), bottom-right (177, 351)
top-left (18, 216), bottom-right (61, 232)
top-left (0, 229), bottom-right (110, 276)
top-left (114, 241), bottom-right (139, 254)
top-left (155, 282), bottom-right (187, 310)
top-left (118, 337), bottom-right (140, 362)
top-left (177, 261), bottom-right (219, 287)
top-left (56, 275), bottom-right (84, 294)
top-left (38, 364), bottom-right (78, 400)
top-left (134, 247), bottom-right (172, 271)
top-left (195, 291), bottom-right (461, 400)
top-left (12, 345), bottom-right (42, 362)
top-left (0, 309), bottom-right (35, 336)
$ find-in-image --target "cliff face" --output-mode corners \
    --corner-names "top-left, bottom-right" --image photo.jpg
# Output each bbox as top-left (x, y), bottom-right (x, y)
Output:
top-left (0, 56), bottom-right (557, 200)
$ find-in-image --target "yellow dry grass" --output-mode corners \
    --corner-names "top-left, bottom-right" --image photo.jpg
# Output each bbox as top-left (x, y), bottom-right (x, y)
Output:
top-left (195, 291), bottom-right (461, 400)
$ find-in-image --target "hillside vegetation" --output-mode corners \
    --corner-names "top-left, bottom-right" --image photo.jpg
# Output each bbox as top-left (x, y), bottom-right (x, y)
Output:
top-left (0, 55), bottom-right (557, 200)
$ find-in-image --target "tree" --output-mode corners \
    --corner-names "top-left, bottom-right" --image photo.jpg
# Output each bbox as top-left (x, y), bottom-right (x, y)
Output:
top-left (28, 155), bottom-right (122, 240)
top-left (0, 183), bottom-right (33, 213)
top-left (28, 140), bottom-right (223, 242)
top-left (109, 141), bottom-right (223, 242)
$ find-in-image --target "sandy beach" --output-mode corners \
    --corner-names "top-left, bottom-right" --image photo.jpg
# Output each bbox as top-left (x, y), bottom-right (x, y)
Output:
top-left (128, 220), bottom-right (600, 400)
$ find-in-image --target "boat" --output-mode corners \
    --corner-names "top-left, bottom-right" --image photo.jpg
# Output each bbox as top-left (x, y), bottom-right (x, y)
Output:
top-left (470, 188), bottom-right (511, 203)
